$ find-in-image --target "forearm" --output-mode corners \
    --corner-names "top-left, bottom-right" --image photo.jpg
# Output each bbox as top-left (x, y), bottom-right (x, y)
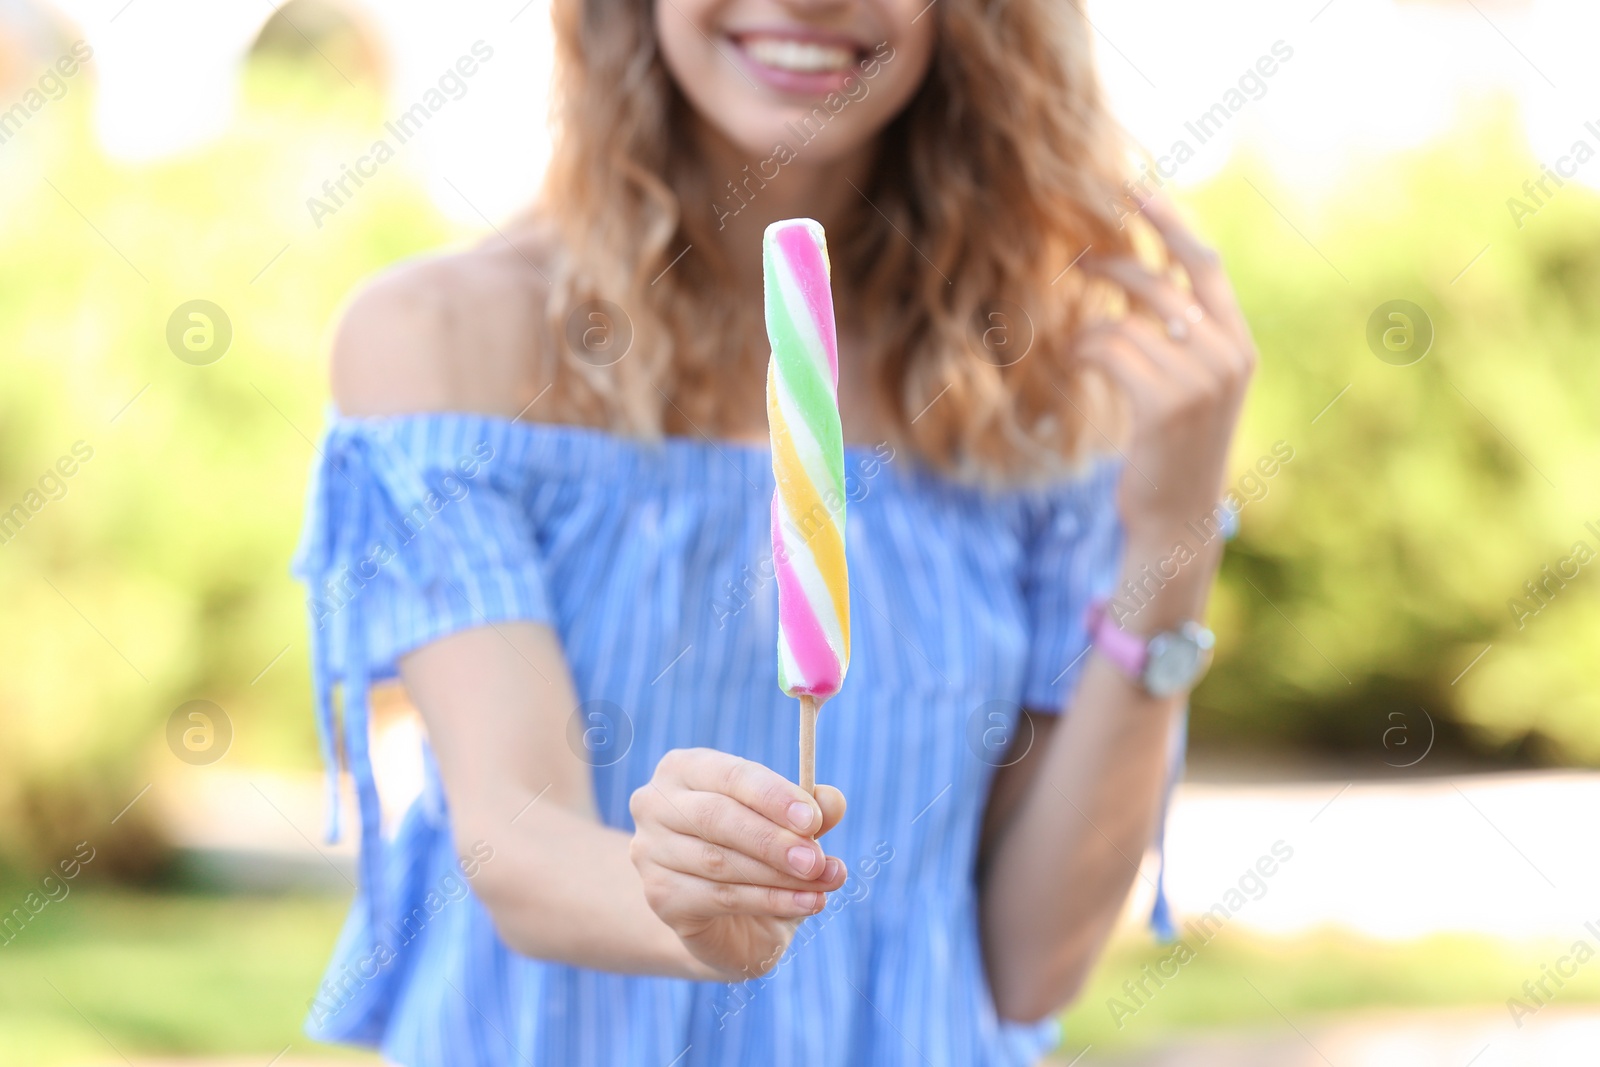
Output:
top-left (399, 623), bottom-right (716, 982)
top-left (983, 192), bottom-right (1257, 1021)
top-left (465, 800), bottom-right (717, 980)
top-left (981, 533), bottom-right (1215, 1021)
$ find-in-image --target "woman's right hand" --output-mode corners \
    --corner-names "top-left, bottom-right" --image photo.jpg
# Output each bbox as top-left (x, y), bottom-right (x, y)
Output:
top-left (629, 748), bottom-right (848, 981)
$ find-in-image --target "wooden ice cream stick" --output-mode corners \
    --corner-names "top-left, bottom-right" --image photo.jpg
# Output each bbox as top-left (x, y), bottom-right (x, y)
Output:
top-left (799, 694), bottom-right (819, 796)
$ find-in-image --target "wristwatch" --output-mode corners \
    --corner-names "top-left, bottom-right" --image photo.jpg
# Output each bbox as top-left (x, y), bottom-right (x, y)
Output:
top-left (1085, 597), bottom-right (1215, 697)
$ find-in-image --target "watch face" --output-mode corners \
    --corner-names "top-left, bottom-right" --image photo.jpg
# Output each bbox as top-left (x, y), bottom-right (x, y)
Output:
top-left (1143, 625), bottom-right (1216, 697)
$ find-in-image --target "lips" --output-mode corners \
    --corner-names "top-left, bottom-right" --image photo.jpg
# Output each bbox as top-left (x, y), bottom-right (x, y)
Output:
top-left (740, 37), bottom-right (857, 74)
top-left (726, 28), bottom-right (875, 95)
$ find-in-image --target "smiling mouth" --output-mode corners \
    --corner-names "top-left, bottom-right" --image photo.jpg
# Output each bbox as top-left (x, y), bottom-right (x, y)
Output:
top-left (735, 35), bottom-right (861, 75)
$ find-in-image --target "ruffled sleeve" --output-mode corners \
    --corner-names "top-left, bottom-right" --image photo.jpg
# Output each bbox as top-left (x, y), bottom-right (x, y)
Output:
top-left (290, 413), bottom-right (553, 930)
top-left (1015, 455), bottom-right (1188, 942)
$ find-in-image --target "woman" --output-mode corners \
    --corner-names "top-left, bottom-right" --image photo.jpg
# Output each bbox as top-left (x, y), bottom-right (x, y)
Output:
top-left (293, 0), bottom-right (1256, 1062)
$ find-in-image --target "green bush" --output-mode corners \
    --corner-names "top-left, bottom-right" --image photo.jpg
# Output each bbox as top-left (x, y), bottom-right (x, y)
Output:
top-left (1192, 106), bottom-right (1600, 762)
top-left (0, 59), bottom-right (454, 876)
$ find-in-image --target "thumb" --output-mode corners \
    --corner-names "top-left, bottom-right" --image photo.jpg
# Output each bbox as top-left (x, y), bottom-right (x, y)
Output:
top-left (814, 784), bottom-right (847, 838)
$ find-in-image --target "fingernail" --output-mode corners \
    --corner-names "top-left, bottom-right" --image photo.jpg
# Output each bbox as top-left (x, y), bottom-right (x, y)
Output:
top-left (823, 857), bottom-right (843, 882)
top-left (787, 801), bottom-right (815, 832)
top-left (792, 891), bottom-right (819, 911)
top-left (787, 846), bottom-right (817, 877)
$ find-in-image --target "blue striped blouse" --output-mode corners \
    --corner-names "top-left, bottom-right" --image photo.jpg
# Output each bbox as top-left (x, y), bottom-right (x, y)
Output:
top-left (292, 411), bottom-right (1182, 1067)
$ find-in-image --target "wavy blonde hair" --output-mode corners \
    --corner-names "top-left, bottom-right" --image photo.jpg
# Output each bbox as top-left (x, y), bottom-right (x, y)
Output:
top-left (536, 0), bottom-right (1140, 481)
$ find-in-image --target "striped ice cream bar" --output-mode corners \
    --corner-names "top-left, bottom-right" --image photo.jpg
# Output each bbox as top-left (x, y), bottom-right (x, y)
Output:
top-left (764, 218), bottom-right (850, 699)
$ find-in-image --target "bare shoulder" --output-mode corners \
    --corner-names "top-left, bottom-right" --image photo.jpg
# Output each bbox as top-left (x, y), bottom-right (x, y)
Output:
top-left (329, 232), bottom-right (558, 418)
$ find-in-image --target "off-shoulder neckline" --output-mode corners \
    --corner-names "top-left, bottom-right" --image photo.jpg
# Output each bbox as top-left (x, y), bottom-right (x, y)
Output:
top-left (323, 408), bottom-right (1114, 497)
top-left (327, 407), bottom-right (892, 462)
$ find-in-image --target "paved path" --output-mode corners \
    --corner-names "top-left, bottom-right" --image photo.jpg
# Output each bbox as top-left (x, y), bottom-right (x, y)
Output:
top-left (164, 757), bottom-right (1600, 943)
top-left (1127, 764), bottom-right (1600, 942)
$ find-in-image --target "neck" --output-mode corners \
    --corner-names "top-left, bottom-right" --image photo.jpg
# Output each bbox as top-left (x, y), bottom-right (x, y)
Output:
top-left (693, 117), bottom-right (876, 316)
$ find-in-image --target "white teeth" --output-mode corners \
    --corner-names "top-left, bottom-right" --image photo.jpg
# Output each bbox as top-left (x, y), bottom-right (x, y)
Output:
top-left (742, 37), bottom-right (855, 74)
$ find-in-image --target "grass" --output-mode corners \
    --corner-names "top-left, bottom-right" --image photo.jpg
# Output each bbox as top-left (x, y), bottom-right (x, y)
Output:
top-left (1061, 926), bottom-right (1600, 1054)
top-left (6, 885), bottom-right (1600, 1063)
top-left (0, 886), bottom-right (376, 1067)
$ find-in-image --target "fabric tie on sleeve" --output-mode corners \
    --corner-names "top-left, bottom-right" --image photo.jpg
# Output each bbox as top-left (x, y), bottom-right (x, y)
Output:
top-left (292, 419), bottom-right (472, 934)
top-left (1148, 706), bottom-right (1188, 941)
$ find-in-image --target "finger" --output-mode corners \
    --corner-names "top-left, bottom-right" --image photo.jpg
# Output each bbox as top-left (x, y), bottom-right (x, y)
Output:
top-left (1104, 262), bottom-right (1250, 381)
top-left (1075, 334), bottom-right (1172, 439)
top-left (675, 750), bottom-right (823, 836)
top-left (649, 832), bottom-right (849, 891)
top-left (1116, 315), bottom-right (1213, 388)
top-left (1084, 256), bottom-right (1210, 345)
top-left (1117, 313), bottom-right (1244, 395)
top-left (645, 868), bottom-right (828, 925)
top-left (1138, 196), bottom-right (1251, 342)
top-left (1086, 323), bottom-right (1222, 436)
top-left (815, 785), bottom-right (846, 838)
top-left (659, 788), bottom-right (826, 878)
top-left (1101, 261), bottom-right (1254, 383)
top-left (1075, 326), bottom-right (1166, 409)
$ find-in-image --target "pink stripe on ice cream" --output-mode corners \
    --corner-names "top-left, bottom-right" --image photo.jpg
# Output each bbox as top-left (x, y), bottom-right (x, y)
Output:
top-left (775, 223), bottom-right (838, 382)
top-left (771, 497), bottom-right (842, 696)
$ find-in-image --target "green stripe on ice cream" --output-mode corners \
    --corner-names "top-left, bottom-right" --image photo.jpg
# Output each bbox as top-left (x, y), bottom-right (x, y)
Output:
top-left (763, 228), bottom-right (845, 498)
top-left (765, 217), bottom-right (850, 698)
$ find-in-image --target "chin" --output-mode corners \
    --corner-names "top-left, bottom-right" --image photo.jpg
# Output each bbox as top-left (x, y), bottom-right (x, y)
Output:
top-left (656, 1), bottom-right (934, 168)
top-left (710, 103), bottom-right (883, 166)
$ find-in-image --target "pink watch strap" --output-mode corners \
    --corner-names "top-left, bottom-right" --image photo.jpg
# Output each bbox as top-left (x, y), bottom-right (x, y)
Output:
top-left (1086, 597), bottom-right (1147, 678)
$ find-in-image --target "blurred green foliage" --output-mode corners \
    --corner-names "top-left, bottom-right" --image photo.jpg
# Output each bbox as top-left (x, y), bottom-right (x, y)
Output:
top-left (0, 58), bottom-right (457, 876)
top-left (0, 886), bottom-right (374, 1066)
top-left (0, 54), bottom-right (1595, 880)
top-left (1194, 107), bottom-right (1600, 763)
